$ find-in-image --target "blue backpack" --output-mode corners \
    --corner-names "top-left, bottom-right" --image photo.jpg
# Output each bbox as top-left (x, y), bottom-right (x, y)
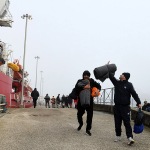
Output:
top-left (133, 108), bottom-right (144, 134)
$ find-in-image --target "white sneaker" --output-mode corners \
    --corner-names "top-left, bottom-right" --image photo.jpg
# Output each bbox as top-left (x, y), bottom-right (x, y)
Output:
top-left (114, 136), bottom-right (121, 142)
top-left (128, 137), bottom-right (135, 145)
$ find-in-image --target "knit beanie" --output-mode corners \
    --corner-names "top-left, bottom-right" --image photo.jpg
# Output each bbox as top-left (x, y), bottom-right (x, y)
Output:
top-left (122, 72), bottom-right (130, 80)
top-left (83, 70), bottom-right (91, 77)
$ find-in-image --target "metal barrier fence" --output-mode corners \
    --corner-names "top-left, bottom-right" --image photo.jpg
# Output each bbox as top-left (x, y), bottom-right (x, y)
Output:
top-left (94, 87), bottom-right (114, 105)
top-left (94, 87), bottom-right (135, 107)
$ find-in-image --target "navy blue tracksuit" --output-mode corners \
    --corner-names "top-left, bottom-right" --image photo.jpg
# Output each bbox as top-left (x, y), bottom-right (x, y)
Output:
top-left (109, 74), bottom-right (141, 138)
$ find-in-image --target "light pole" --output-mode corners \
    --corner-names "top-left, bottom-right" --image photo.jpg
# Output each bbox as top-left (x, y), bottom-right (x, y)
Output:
top-left (40, 71), bottom-right (43, 97)
top-left (40, 71), bottom-right (43, 104)
top-left (21, 14), bottom-right (32, 107)
top-left (42, 78), bottom-right (44, 100)
top-left (35, 56), bottom-right (40, 88)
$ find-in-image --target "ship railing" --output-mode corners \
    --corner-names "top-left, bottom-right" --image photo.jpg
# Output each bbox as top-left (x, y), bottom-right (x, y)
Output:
top-left (0, 103), bottom-right (5, 111)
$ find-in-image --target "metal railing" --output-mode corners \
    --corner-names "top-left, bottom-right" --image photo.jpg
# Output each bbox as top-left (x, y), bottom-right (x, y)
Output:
top-left (94, 87), bottom-right (135, 107)
top-left (94, 87), bottom-right (114, 105)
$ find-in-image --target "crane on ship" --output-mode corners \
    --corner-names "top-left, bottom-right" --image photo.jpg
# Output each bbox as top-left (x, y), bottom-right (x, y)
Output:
top-left (0, 0), bottom-right (13, 27)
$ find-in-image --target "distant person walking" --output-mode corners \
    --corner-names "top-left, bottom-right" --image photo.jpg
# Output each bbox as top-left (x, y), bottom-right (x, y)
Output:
top-left (44, 94), bottom-right (50, 108)
top-left (109, 72), bottom-right (141, 145)
top-left (51, 96), bottom-right (56, 108)
top-left (56, 94), bottom-right (60, 108)
top-left (31, 88), bottom-right (39, 108)
top-left (61, 95), bottom-right (65, 108)
top-left (68, 96), bottom-right (73, 108)
top-left (64, 95), bottom-right (69, 108)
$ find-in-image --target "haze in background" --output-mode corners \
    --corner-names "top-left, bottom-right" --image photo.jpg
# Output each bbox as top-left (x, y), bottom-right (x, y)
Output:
top-left (0, 0), bottom-right (150, 102)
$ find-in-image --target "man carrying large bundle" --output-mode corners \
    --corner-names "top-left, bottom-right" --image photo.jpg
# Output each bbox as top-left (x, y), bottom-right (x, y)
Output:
top-left (70, 70), bottom-right (101, 136)
top-left (94, 63), bottom-right (142, 145)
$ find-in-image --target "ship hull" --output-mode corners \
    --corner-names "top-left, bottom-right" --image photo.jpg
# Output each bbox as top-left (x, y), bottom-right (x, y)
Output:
top-left (0, 72), bottom-right (12, 106)
top-left (0, 72), bottom-right (33, 108)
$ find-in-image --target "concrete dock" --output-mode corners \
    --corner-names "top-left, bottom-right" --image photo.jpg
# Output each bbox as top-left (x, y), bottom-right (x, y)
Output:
top-left (0, 107), bottom-right (149, 150)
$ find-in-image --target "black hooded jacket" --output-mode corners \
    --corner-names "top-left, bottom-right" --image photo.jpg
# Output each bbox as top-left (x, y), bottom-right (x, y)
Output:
top-left (109, 74), bottom-right (141, 106)
top-left (31, 89), bottom-right (39, 99)
top-left (70, 78), bottom-right (101, 105)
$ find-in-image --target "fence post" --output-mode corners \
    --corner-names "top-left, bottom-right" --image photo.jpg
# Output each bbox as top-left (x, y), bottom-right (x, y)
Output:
top-left (131, 98), bottom-right (133, 108)
top-left (103, 89), bottom-right (105, 105)
top-left (111, 88), bottom-right (114, 106)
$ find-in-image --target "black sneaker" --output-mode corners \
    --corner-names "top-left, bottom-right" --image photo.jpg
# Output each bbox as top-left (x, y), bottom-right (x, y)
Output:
top-left (86, 130), bottom-right (92, 136)
top-left (77, 124), bottom-right (83, 131)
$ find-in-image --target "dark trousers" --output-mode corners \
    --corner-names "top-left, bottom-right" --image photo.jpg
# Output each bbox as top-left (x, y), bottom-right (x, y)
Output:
top-left (45, 100), bottom-right (50, 108)
top-left (113, 105), bottom-right (133, 138)
top-left (33, 98), bottom-right (37, 108)
top-left (77, 103), bottom-right (93, 131)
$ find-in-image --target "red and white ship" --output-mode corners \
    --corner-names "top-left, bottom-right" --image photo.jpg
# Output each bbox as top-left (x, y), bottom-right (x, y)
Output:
top-left (0, 0), bottom-right (33, 108)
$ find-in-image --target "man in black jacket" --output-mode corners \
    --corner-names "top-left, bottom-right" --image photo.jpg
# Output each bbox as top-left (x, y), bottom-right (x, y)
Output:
top-left (109, 72), bottom-right (141, 145)
top-left (31, 88), bottom-right (39, 108)
top-left (72, 70), bottom-right (101, 136)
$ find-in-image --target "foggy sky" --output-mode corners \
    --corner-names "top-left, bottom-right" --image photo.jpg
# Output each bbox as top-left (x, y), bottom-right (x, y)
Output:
top-left (0, 0), bottom-right (150, 102)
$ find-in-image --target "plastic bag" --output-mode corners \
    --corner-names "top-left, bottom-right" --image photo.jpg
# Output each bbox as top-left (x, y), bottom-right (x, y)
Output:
top-left (133, 108), bottom-right (144, 134)
top-left (133, 124), bottom-right (144, 134)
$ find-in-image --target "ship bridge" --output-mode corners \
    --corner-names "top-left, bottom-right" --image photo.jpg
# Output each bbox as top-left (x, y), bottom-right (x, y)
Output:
top-left (0, 0), bottom-right (13, 27)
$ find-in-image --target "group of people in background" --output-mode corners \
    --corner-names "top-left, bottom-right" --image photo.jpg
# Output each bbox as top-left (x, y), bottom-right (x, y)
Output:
top-left (44, 94), bottom-right (61, 108)
top-left (31, 92), bottom-right (74, 109)
top-left (30, 87), bottom-right (75, 109)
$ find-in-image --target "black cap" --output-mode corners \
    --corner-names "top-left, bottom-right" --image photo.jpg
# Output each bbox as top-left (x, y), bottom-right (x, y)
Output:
top-left (122, 72), bottom-right (130, 80)
top-left (83, 70), bottom-right (91, 77)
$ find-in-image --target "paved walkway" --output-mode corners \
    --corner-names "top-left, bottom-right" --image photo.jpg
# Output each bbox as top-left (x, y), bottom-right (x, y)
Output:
top-left (0, 107), bottom-right (150, 150)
